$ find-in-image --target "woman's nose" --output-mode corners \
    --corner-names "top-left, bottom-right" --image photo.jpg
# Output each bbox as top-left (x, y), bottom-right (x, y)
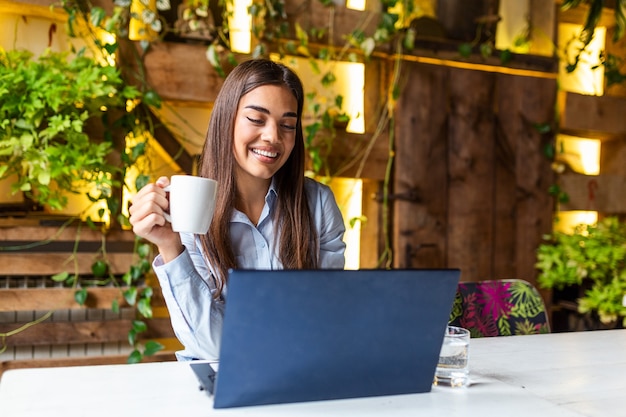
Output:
top-left (261, 121), bottom-right (279, 142)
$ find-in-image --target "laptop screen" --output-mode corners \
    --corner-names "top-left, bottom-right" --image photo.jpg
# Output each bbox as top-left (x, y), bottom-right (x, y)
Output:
top-left (192, 268), bottom-right (460, 408)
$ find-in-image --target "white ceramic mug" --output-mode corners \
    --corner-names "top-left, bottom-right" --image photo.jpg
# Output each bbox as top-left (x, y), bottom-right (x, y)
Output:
top-left (163, 175), bottom-right (218, 234)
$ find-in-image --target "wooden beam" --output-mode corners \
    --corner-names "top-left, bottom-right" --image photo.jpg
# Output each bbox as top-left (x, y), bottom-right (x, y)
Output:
top-left (117, 40), bottom-right (227, 104)
top-left (0, 224), bottom-right (140, 275)
top-left (0, 252), bottom-right (134, 275)
top-left (0, 351), bottom-right (176, 378)
top-left (0, 287), bottom-right (168, 312)
top-left (0, 0), bottom-right (65, 20)
top-left (0, 287), bottom-right (125, 311)
top-left (560, 92), bottom-right (626, 139)
top-left (559, 172), bottom-right (626, 213)
top-left (0, 223), bottom-right (136, 242)
top-left (0, 317), bottom-right (174, 346)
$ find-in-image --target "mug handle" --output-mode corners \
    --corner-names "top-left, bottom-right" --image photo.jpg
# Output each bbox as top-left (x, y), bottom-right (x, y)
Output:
top-left (162, 185), bottom-right (172, 223)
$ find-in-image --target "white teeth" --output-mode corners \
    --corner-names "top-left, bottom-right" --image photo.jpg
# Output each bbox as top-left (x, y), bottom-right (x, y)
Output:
top-left (252, 148), bottom-right (278, 158)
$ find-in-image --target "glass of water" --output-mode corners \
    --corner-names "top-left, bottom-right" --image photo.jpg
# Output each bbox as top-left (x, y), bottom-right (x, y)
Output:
top-left (433, 325), bottom-right (470, 387)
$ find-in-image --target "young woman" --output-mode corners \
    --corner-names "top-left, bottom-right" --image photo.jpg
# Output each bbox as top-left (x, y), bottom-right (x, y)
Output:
top-left (129, 59), bottom-right (346, 361)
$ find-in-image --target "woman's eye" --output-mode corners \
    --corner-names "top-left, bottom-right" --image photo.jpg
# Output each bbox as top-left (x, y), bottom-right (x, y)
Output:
top-left (281, 123), bottom-right (296, 130)
top-left (246, 117), bottom-right (263, 124)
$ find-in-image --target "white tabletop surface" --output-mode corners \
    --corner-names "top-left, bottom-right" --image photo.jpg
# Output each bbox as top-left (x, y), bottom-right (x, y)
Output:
top-left (1, 329), bottom-right (625, 417)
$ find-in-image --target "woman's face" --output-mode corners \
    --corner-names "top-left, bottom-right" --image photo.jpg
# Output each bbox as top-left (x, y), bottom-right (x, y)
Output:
top-left (232, 84), bottom-right (298, 186)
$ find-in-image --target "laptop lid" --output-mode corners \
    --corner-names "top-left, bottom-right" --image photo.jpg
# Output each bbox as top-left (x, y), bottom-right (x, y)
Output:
top-left (194, 268), bottom-right (460, 409)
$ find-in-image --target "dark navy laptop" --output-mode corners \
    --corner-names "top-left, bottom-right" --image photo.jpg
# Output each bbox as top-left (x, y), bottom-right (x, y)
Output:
top-left (190, 268), bottom-right (460, 409)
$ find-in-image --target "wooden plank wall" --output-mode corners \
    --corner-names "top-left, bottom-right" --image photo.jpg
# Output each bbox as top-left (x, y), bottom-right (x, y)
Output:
top-left (394, 61), bottom-right (557, 288)
top-left (0, 222), bottom-right (179, 374)
top-left (559, 93), bottom-right (626, 217)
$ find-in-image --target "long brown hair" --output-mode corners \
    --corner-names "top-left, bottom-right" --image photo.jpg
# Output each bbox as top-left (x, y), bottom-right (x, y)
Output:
top-left (197, 59), bottom-right (318, 298)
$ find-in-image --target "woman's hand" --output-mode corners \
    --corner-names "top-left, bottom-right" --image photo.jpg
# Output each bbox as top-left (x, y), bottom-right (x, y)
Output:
top-left (129, 176), bottom-right (183, 262)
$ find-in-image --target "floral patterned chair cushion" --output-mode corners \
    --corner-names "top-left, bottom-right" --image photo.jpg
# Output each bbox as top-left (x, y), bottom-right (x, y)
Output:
top-left (448, 279), bottom-right (551, 337)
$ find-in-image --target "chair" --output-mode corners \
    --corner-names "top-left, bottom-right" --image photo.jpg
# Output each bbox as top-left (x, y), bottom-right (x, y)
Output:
top-left (448, 279), bottom-right (550, 337)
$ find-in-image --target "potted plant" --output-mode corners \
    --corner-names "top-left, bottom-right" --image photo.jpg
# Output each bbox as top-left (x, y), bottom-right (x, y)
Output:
top-left (535, 216), bottom-right (626, 329)
top-left (174, 0), bottom-right (219, 42)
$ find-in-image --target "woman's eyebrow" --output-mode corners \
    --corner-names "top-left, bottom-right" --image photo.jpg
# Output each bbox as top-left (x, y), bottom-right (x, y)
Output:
top-left (244, 104), bottom-right (297, 118)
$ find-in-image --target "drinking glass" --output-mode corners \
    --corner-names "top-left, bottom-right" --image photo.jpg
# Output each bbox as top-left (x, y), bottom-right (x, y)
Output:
top-left (433, 325), bottom-right (470, 387)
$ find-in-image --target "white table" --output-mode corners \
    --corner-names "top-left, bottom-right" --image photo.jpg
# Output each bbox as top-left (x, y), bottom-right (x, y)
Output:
top-left (1, 329), bottom-right (625, 417)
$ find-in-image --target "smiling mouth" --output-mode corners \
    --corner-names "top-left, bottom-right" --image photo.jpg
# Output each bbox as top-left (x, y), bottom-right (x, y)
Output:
top-left (251, 148), bottom-right (279, 158)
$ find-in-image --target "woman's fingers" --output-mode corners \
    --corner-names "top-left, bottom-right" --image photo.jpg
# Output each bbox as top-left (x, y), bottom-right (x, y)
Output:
top-left (129, 181), bottom-right (172, 241)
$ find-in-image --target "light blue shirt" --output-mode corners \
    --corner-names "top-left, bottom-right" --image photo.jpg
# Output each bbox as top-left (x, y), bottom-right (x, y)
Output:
top-left (153, 178), bottom-right (346, 361)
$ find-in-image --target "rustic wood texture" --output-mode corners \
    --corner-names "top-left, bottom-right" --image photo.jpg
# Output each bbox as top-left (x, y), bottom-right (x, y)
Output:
top-left (0, 288), bottom-right (125, 311)
top-left (0, 222), bottom-right (179, 370)
top-left (498, 74), bottom-right (556, 285)
top-left (0, 317), bottom-right (175, 346)
top-left (0, 224), bottom-right (137, 276)
top-left (394, 60), bottom-right (557, 290)
top-left (560, 92), bottom-right (626, 139)
top-left (560, 173), bottom-right (626, 213)
top-left (0, 287), bottom-right (167, 312)
top-left (394, 61), bottom-right (449, 270)
top-left (597, 134), bottom-right (626, 218)
top-left (117, 40), bottom-right (227, 104)
top-left (0, 253), bottom-right (134, 276)
top-left (283, 0), bottom-right (380, 47)
top-left (447, 69), bottom-right (497, 281)
top-left (0, 351), bottom-right (177, 377)
top-left (529, 0), bottom-right (557, 57)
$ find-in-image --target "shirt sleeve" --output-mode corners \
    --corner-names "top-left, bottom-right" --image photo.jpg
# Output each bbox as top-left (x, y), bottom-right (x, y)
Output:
top-left (152, 233), bottom-right (224, 361)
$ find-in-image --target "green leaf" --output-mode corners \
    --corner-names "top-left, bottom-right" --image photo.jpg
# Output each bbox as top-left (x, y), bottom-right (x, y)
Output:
top-left (132, 319), bottom-right (148, 333)
top-left (143, 340), bottom-right (164, 356)
top-left (137, 297), bottom-right (153, 318)
top-left (500, 49), bottom-right (512, 65)
top-left (533, 123), bottom-right (552, 134)
top-left (137, 243), bottom-right (151, 258)
top-left (479, 42), bottom-right (493, 58)
top-left (111, 299), bottom-right (120, 314)
top-left (360, 38), bottom-right (376, 58)
top-left (91, 260), bottom-right (108, 278)
top-left (143, 90), bottom-right (161, 108)
top-left (127, 349), bottom-right (143, 364)
top-left (122, 272), bottom-right (133, 286)
top-left (52, 271), bottom-right (70, 282)
top-left (205, 45), bottom-right (224, 77)
top-left (458, 43), bottom-right (472, 58)
top-left (90, 7), bottom-right (106, 27)
top-left (74, 288), bottom-right (88, 306)
top-left (128, 329), bottom-right (137, 346)
top-left (135, 174), bottom-right (150, 191)
top-left (123, 287), bottom-right (138, 305)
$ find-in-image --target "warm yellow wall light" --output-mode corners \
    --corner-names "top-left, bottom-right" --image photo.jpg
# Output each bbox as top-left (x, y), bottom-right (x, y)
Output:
top-left (328, 177), bottom-right (363, 270)
top-left (555, 134), bottom-right (601, 234)
top-left (277, 55), bottom-right (365, 134)
top-left (558, 23), bottom-right (606, 96)
top-left (228, 0), bottom-right (252, 53)
top-left (554, 211), bottom-right (598, 234)
top-left (346, 0), bottom-right (366, 11)
top-left (557, 134), bottom-right (601, 175)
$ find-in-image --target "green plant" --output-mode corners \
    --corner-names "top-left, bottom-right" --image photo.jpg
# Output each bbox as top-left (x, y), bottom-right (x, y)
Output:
top-left (53, 229), bottom-right (164, 363)
top-left (0, 48), bottom-right (151, 222)
top-left (536, 216), bottom-right (626, 326)
top-left (0, 46), bottom-right (165, 361)
top-left (561, 0), bottom-right (626, 73)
